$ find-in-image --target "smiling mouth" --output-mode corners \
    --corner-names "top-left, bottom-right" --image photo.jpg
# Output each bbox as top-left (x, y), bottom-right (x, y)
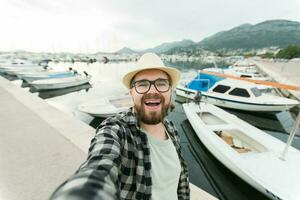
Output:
top-left (144, 100), bottom-right (161, 107)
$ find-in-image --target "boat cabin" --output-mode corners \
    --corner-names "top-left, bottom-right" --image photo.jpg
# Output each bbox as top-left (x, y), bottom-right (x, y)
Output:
top-left (208, 79), bottom-right (266, 98)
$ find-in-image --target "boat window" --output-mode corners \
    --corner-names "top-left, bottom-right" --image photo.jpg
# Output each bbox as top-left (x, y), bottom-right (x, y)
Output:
top-left (228, 88), bottom-right (250, 97)
top-left (212, 85), bottom-right (231, 93)
top-left (260, 87), bottom-right (274, 94)
top-left (240, 75), bottom-right (252, 78)
top-left (250, 87), bottom-right (262, 97)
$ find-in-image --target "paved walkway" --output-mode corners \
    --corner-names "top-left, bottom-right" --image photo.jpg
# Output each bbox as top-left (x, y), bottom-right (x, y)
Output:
top-left (254, 60), bottom-right (300, 101)
top-left (0, 76), bottom-right (95, 200)
top-left (0, 76), bottom-right (218, 200)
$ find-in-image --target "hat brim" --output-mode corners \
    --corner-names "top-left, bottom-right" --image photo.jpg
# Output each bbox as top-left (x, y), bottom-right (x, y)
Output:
top-left (122, 66), bottom-right (181, 89)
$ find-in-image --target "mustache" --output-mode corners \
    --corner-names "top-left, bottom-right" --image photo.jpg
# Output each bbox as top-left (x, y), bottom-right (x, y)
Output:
top-left (141, 93), bottom-right (164, 102)
top-left (140, 93), bottom-right (175, 111)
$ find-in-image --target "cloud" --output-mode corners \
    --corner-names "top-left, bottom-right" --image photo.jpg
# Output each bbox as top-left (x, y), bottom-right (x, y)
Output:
top-left (0, 0), bottom-right (299, 52)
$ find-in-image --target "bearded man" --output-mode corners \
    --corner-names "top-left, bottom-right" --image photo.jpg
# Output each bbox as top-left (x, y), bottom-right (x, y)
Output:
top-left (50, 53), bottom-right (190, 200)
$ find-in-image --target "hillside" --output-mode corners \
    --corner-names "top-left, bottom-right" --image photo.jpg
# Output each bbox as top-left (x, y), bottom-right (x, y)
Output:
top-left (144, 39), bottom-right (195, 53)
top-left (197, 20), bottom-right (300, 50)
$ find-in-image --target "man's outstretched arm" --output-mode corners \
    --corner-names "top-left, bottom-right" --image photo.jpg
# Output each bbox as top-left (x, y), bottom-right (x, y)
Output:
top-left (49, 123), bottom-right (122, 200)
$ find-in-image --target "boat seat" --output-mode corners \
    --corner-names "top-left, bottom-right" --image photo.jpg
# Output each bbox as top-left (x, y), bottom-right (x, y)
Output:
top-left (216, 131), bottom-right (252, 154)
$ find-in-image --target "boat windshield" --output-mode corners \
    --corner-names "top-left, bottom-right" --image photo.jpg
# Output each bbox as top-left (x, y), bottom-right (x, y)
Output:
top-left (259, 87), bottom-right (279, 96)
top-left (250, 87), bottom-right (262, 97)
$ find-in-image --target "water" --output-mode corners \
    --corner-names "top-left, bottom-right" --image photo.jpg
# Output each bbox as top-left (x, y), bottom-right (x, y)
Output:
top-left (4, 61), bottom-right (300, 200)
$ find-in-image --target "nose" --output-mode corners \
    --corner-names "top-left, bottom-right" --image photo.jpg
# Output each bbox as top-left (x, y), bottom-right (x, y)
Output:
top-left (147, 83), bottom-right (159, 93)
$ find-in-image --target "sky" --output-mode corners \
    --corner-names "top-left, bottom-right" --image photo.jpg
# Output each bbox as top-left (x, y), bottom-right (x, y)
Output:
top-left (0, 0), bottom-right (300, 53)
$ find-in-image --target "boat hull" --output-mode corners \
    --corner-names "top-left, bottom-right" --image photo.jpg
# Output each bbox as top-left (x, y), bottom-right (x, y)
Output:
top-left (78, 96), bottom-right (132, 118)
top-left (176, 87), bottom-right (297, 112)
top-left (30, 75), bottom-right (91, 91)
top-left (22, 72), bottom-right (75, 82)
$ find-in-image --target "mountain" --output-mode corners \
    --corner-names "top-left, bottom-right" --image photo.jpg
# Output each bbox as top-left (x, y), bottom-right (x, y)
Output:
top-left (116, 47), bottom-right (137, 54)
top-left (144, 39), bottom-right (196, 53)
top-left (197, 20), bottom-right (300, 50)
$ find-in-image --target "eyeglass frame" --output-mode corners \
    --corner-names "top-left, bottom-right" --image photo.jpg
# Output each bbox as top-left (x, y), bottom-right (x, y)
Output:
top-left (130, 78), bottom-right (171, 94)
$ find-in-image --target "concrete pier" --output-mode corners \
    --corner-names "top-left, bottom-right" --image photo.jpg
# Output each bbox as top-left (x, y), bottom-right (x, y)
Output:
top-left (254, 60), bottom-right (300, 101)
top-left (0, 76), bottom-right (217, 200)
top-left (0, 76), bottom-right (95, 200)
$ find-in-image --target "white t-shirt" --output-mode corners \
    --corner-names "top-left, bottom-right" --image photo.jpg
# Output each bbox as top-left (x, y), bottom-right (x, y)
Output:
top-left (145, 130), bottom-right (181, 200)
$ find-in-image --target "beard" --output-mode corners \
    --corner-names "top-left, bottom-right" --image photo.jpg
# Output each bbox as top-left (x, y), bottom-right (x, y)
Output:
top-left (134, 93), bottom-right (170, 125)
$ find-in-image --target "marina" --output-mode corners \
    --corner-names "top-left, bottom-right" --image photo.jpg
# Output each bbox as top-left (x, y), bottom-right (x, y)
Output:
top-left (1, 1), bottom-right (300, 199)
top-left (0, 59), bottom-right (300, 200)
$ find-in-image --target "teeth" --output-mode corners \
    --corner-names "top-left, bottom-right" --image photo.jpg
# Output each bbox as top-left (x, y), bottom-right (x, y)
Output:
top-left (145, 101), bottom-right (160, 106)
top-left (144, 99), bottom-right (161, 107)
top-left (145, 100), bottom-right (160, 103)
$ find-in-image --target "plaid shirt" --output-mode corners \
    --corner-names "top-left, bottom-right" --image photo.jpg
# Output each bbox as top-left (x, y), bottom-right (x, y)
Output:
top-left (50, 108), bottom-right (190, 200)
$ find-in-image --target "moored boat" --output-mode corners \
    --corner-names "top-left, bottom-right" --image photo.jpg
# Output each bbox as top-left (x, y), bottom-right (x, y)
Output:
top-left (176, 74), bottom-right (299, 112)
top-left (78, 95), bottom-right (132, 118)
top-left (183, 101), bottom-right (300, 200)
top-left (29, 72), bottom-right (91, 91)
top-left (21, 71), bottom-right (75, 82)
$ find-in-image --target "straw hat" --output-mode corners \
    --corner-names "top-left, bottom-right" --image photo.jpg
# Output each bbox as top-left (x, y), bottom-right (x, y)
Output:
top-left (122, 53), bottom-right (181, 89)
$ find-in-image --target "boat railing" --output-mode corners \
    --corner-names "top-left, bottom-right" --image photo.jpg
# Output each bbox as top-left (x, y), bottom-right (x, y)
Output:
top-left (280, 109), bottom-right (300, 160)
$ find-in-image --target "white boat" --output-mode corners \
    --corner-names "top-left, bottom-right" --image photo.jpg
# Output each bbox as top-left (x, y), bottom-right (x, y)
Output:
top-left (203, 67), bottom-right (270, 81)
top-left (30, 73), bottom-right (92, 91)
top-left (232, 59), bottom-right (256, 67)
top-left (78, 95), bottom-right (132, 117)
top-left (176, 76), bottom-right (299, 112)
top-left (1, 66), bottom-right (50, 75)
top-left (38, 83), bottom-right (92, 99)
top-left (0, 59), bottom-right (36, 68)
top-left (183, 102), bottom-right (300, 200)
top-left (16, 68), bottom-right (73, 78)
top-left (20, 71), bottom-right (75, 82)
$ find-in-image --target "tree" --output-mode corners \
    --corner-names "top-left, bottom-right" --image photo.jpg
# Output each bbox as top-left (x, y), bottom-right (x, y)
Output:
top-left (260, 52), bottom-right (275, 59)
top-left (276, 45), bottom-right (300, 59)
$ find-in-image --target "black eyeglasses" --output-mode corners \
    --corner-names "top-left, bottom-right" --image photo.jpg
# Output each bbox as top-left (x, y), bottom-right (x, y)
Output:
top-left (131, 78), bottom-right (171, 94)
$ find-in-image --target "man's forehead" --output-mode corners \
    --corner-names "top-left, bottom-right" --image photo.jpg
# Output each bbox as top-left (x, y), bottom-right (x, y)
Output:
top-left (134, 69), bottom-right (169, 80)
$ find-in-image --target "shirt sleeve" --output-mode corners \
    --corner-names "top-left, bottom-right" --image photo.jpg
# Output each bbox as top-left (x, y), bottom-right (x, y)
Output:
top-left (49, 121), bottom-right (122, 200)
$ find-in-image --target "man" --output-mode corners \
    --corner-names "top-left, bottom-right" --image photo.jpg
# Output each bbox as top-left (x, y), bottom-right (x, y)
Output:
top-left (50, 53), bottom-right (190, 200)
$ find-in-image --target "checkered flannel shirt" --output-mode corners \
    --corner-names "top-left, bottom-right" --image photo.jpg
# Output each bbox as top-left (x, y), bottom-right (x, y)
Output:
top-left (50, 108), bottom-right (190, 200)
